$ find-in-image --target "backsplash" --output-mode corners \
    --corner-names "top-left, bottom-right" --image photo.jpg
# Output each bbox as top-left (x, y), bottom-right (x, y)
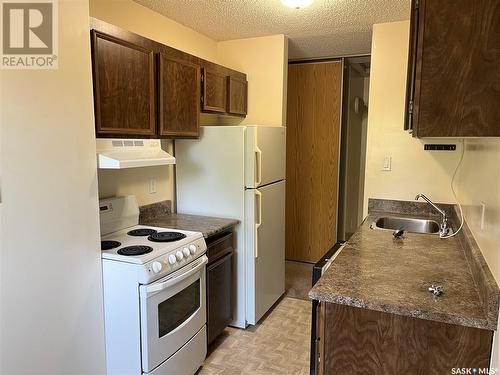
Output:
top-left (138, 200), bottom-right (172, 221)
top-left (456, 138), bottom-right (500, 367)
top-left (457, 139), bottom-right (500, 283)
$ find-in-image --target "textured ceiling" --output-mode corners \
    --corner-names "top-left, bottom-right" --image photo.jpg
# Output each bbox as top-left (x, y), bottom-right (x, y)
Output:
top-left (133, 0), bottom-right (411, 59)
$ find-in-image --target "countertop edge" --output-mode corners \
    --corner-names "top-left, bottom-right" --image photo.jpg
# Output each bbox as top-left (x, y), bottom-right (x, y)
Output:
top-left (308, 290), bottom-right (496, 331)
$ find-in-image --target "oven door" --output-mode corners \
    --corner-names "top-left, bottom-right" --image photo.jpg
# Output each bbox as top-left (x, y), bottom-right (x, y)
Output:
top-left (139, 255), bottom-right (207, 373)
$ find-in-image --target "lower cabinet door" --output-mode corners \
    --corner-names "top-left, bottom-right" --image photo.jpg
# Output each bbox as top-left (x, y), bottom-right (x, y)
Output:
top-left (207, 252), bottom-right (233, 344)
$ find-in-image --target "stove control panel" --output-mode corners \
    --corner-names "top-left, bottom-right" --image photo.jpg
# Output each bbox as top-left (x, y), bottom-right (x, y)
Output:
top-left (137, 237), bottom-right (207, 283)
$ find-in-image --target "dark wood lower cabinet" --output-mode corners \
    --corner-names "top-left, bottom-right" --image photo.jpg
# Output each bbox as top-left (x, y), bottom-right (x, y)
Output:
top-left (206, 231), bottom-right (234, 345)
top-left (315, 302), bottom-right (493, 375)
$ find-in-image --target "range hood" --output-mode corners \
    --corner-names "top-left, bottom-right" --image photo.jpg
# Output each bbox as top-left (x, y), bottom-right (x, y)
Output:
top-left (96, 139), bottom-right (175, 169)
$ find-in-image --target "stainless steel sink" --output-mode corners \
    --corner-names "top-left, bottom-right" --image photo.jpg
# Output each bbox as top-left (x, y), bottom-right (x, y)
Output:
top-left (372, 216), bottom-right (440, 234)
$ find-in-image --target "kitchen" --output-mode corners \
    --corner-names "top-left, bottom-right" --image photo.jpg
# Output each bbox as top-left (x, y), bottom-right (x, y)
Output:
top-left (1, 0), bottom-right (499, 375)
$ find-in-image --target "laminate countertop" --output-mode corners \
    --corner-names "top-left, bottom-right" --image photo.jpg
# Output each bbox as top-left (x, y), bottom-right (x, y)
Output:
top-left (309, 199), bottom-right (500, 330)
top-left (141, 213), bottom-right (238, 239)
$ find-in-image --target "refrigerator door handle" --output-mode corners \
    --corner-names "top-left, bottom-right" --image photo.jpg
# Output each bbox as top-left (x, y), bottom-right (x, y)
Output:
top-left (255, 146), bottom-right (262, 186)
top-left (255, 190), bottom-right (262, 258)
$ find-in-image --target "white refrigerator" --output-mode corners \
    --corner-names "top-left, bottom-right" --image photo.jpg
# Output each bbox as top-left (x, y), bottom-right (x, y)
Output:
top-left (176, 125), bottom-right (286, 328)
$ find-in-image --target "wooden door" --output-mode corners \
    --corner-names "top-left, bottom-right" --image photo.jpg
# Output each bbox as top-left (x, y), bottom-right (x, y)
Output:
top-left (91, 31), bottom-right (156, 137)
top-left (202, 69), bottom-right (227, 113)
top-left (227, 76), bottom-right (248, 116)
top-left (286, 61), bottom-right (342, 263)
top-left (158, 55), bottom-right (200, 138)
top-left (207, 252), bottom-right (233, 345)
top-left (406, 0), bottom-right (500, 137)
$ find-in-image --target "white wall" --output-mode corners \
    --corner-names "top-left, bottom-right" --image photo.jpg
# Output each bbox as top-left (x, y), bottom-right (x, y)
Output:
top-left (0, 1), bottom-right (106, 373)
top-left (363, 21), bottom-right (462, 216)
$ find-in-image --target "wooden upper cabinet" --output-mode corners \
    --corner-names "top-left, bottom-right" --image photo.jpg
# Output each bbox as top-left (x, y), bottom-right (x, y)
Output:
top-left (202, 69), bottom-right (227, 113)
top-left (405, 0), bottom-right (500, 137)
top-left (90, 18), bottom-right (247, 139)
top-left (158, 55), bottom-right (200, 138)
top-left (91, 31), bottom-right (156, 137)
top-left (227, 76), bottom-right (248, 116)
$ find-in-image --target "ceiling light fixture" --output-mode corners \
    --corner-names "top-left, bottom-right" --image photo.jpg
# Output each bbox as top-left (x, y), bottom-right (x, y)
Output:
top-left (281, 0), bottom-right (314, 9)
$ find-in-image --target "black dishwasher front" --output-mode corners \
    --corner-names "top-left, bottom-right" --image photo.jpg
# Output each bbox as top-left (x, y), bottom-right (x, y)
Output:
top-left (310, 241), bottom-right (345, 375)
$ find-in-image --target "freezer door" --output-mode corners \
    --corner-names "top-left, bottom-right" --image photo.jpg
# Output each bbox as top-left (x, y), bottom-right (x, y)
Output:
top-left (245, 180), bottom-right (285, 325)
top-left (245, 126), bottom-right (286, 188)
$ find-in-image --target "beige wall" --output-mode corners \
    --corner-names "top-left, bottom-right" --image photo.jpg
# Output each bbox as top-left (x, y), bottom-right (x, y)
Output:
top-left (89, 0), bottom-right (219, 62)
top-left (363, 21), bottom-right (462, 216)
top-left (456, 138), bottom-right (500, 367)
top-left (90, 1), bottom-right (288, 207)
top-left (217, 35), bottom-right (288, 126)
top-left (0, 1), bottom-right (106, 373)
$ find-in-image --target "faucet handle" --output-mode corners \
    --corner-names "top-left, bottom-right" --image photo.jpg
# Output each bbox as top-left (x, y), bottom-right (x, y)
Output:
top-left (428, 285), bottom-right (444, 296)
top-left (393, 228), bottom-right (405, 239)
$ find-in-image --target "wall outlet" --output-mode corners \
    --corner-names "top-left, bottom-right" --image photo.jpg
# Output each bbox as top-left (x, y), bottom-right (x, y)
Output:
top-left (149, 178), bottom-right (157, 194)
top-left (382, 156), bottom-right (392, 171)
top-left (480, 201), bottom-right (486, 230)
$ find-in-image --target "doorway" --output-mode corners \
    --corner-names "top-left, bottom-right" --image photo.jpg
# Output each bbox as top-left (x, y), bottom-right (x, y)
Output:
top-left (337, 56), bottom-right (371, 241)
top-left (285, 57), bottom-right (370, 296)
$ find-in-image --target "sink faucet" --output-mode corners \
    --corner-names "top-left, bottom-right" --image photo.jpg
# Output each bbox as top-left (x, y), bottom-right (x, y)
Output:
top-left (415, 194), bottom-right (449, 238)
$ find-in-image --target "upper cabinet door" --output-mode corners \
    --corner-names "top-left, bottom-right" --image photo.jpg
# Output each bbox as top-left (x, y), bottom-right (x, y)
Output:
top-left (202, 69), bottom-right (227, 113)
top-left (405, 0), bottom-right (500, 137)
top-left (227, 76), bottom-right (248, 116)
top-left (91, 31), bottom-right (156, 137)
top-left (158, 55), bottom-right (200, 138)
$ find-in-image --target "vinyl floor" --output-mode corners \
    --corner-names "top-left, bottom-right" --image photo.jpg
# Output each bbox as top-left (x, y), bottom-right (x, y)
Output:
top-left (198, 297), bottom-right (311, 375)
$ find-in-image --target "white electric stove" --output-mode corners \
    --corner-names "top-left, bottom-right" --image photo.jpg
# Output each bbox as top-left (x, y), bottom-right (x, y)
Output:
top-left (100, 196), bottom-right (207, 375)
top-left (101, 224), bottom-right (206, 283)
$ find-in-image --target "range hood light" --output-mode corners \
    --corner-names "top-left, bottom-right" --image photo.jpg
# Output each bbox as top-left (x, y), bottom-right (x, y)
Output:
top-left (281, 0), bottom-right (314, 9)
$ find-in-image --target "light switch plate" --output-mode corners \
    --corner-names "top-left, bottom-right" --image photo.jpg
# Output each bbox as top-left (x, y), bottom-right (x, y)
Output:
top-left (382, 156), bottom-right (392, 171)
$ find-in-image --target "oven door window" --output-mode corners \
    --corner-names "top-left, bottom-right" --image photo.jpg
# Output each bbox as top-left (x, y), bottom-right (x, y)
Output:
top-left (158, 279), bottom-right (200, 337)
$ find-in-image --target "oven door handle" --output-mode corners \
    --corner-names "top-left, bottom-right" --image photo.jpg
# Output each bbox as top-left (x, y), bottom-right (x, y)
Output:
top-left (144, 255), bottom-right (208, 295)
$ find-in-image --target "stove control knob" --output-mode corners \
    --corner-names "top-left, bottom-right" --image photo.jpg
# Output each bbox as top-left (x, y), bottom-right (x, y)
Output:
top-left (183, 248), bottom-right (190, 257)
top-left (189, 244), bottom-right (197, 254)
top-left (152, 261), bottom-right (162, 273)
top-left (176, 251), bottom-right (183, 261)
top-left (168, 254), bottom-right (177, 265)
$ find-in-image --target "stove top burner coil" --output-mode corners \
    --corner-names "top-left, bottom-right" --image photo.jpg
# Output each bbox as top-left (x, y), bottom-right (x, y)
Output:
top-left (101, 240), bottom-right (121, 250)
top-left (148, 232), bottom-right (187, 243)
top-left (117, 245), bottom-right (154, 256)
top-left (127, 228), bottom-right (158, 237)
